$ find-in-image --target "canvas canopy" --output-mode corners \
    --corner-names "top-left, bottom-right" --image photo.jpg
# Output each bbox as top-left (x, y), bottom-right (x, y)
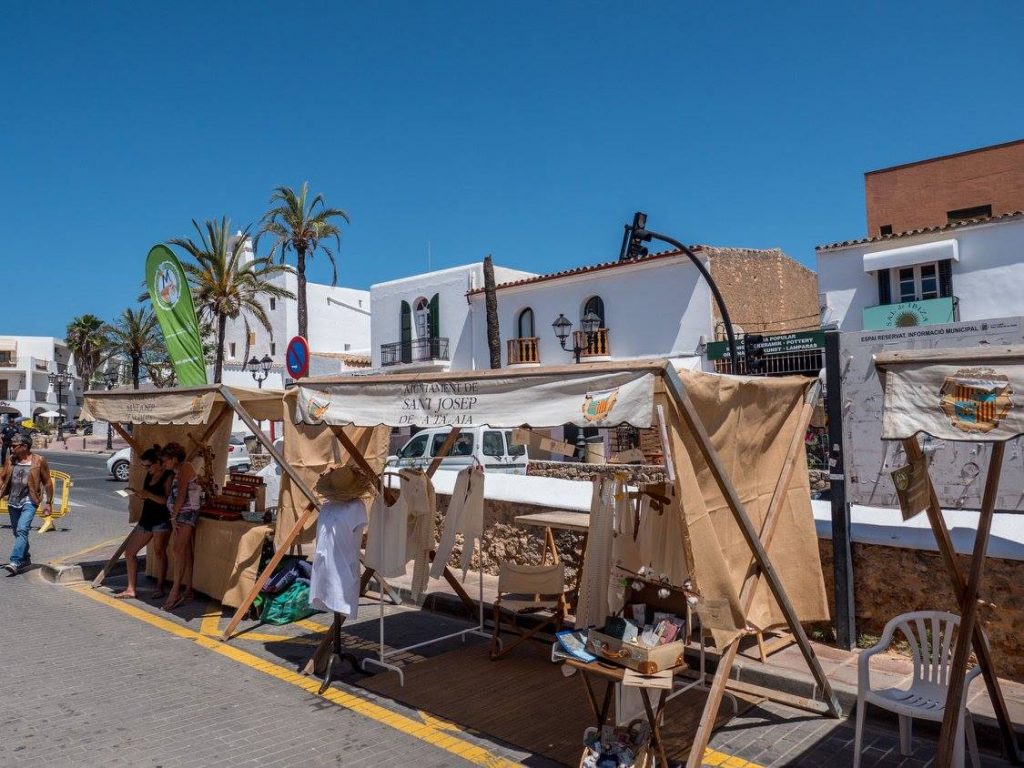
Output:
top-left (876, 345), bottom-right (1024, 443)
top-left (83, 384), bottom-right (283, 425)
top-left (292, 360), bottom-right (829, 651)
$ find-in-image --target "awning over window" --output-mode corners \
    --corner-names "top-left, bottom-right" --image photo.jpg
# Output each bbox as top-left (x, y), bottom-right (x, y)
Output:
top-left (0, 339), bottom-right (17, 352)
top-left (862, 239), bottom-right (959, 273)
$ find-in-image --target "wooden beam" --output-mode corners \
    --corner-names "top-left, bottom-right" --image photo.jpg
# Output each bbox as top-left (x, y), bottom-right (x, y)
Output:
top-left (936, 442), bottom-right (1006, 766)
top-left (330, 426), bottom-right (396, 505)
top-left (110, 422), bottom-right (142, 454)
top-left (90, 530), bottom-right (133, 589)
top-left (185, 406), bottom-right (233, 462)
top-left (222, 501), bottom-right (317, 641)
top-left (425, 427), bottom-right (461, 477)
top-left (904, 437), bottom-right (1020, 764)
top-left (686, 378), bottom-right (826, 767)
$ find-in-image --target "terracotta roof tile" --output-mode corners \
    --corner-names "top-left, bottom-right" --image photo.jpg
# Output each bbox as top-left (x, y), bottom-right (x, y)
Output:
top-left (816, 210), bottom-right (1024, 252)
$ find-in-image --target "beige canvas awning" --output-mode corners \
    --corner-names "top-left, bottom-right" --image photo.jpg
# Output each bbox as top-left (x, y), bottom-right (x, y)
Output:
top-left (83, 384), bottom-right (284, 425)
top-left (0, 339), bottom-right (16, 352)
top-left (876, 345), bottom-right (1024, 442)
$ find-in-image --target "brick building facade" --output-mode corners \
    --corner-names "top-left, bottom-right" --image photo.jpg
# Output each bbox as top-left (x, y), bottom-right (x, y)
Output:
top-left (865, 138), bottom-right (1024, 237)
top-left (706, 247), bottom-right (820, 337)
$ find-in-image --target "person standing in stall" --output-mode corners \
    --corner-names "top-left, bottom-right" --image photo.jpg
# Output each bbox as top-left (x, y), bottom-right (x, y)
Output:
top-left (114, 445), bottom-right (172, 600)
top-left (160, 442), bottom-right (200, 611)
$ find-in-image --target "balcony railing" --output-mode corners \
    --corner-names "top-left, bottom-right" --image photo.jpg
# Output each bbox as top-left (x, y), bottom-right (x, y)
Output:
top-left (507, 337), bottom-right (540, 365)
top-left (573, 328), bottom-right (610, 358)
top-left (380, 337), bottom-right (450, 367)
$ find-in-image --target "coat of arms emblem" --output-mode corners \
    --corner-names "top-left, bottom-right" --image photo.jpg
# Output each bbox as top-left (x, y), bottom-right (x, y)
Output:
top-left (939, 367), bottom-right (1013, 434)
top-left (308, 398), bottom-right (332, 421)
top-left (581, 388), bottom-right (619, 423)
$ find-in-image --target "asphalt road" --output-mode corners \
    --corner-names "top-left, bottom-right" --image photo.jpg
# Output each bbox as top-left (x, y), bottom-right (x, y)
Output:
top-left (0, 450), bottom-right (131, 566)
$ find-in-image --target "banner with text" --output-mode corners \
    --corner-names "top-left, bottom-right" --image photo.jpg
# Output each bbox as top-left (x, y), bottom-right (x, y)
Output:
top-left (145, 244), bottom-right (208, 387)
top-left (295, 371), bottom-right (656, 428)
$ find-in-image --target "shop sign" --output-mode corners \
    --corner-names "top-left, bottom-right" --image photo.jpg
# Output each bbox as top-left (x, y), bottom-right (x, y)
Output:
top-left (862, 296), bottom-right (955, 331)
top-left (706, 330), bottom-right (824, 360)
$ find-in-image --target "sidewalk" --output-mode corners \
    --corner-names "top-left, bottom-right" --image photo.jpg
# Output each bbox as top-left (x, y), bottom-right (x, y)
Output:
top-left (37, 433), bottom-right (128, 454)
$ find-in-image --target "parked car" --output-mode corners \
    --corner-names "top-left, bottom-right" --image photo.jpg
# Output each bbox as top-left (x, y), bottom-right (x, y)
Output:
top-left (386, 425), bottom-right (528, 474)
top-left (107, 435), bottom-right (252, 482)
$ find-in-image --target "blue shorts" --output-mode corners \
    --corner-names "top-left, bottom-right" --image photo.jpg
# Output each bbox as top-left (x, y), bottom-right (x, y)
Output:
top-left (136, 521), bottom-right (171, 534)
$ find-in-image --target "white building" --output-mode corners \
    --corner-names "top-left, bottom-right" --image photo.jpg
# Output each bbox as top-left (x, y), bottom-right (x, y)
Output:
top-left (0, 336), bottom-right (81, 422)
top-left (817, 212), bottom-right (1024, 332)
top-left (219, 235), bottom-right (372, 391)
top-left (369, 263), bottom-right (537, 371)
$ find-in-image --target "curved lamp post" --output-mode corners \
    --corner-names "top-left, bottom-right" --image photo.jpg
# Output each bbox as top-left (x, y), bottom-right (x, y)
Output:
top-left (621, 211), bottom-right (739, 372)
top-left (551, 311), bottom-right (602, 364)
top-left (48, 370), bottom-right (73, 442)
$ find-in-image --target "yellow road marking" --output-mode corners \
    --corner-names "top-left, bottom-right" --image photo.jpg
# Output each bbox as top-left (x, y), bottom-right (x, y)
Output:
top-left (294, 618), bottom-right (331, 634)
top-left (71, 585), bottom-right (519, 767)
top-left (702, 748), bottom-right (764, 767)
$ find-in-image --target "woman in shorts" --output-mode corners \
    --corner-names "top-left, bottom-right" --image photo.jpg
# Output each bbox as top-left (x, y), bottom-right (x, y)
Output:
top-left (161, 442), bottom-right (201, 611)
top-left (115, 445), bottom-right (172, 600)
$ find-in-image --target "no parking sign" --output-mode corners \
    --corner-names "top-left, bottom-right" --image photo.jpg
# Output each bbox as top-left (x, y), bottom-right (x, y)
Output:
top-left (286, 336), bottom-right (310, 380)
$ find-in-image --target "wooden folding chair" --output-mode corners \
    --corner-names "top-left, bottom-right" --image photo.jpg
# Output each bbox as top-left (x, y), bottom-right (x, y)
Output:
top-left (490, 562), bottom-right (565, 660)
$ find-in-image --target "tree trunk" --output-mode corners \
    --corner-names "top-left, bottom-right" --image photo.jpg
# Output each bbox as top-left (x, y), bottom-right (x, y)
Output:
top-left (297, 248), bottom-right (308, 344)
top-left (131, 356), bottom-right (140, 390)
top-left (214, 313), bottom-right (227, 383)
top-left (483, 255), bottom-right (501, 369)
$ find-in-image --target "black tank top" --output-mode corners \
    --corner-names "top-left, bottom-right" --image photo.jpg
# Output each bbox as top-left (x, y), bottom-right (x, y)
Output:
top-left (139, 470), bottom-right (172, 528)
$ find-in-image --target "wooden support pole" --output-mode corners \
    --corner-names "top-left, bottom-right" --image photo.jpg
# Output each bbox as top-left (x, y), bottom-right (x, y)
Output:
top-left (110, 422), bottom-right (142, 453)
top-left (903, 438), bottom-right (1020, 763)
top-left (686, 378), bottom-right (826, 768)
top-left (222, 501), bottom-right (317, 641)
top-left (185, 406), bottom-right (233, 462)
top-left (937, 441), bottom-right (1006, 766)
top-left (90, 531), bottom-right (133, 589)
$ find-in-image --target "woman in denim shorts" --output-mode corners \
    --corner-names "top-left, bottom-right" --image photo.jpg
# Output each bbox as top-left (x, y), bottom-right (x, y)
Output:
top-left (161, 442), bottom-right (201, 611)
top-left (115, 445), bottom-right (172, 600)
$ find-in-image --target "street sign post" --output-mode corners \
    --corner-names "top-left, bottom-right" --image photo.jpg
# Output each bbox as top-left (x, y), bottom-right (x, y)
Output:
top-left (286, 336), bottom-right (310, 380)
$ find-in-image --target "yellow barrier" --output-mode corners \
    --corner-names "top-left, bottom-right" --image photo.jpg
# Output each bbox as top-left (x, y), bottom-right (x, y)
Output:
top-left (0, 470), bottom-right (73, 532)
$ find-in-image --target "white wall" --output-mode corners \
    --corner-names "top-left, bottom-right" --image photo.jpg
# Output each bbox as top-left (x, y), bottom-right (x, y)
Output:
top-left (468, 255), bottom-right (714, 368)
top-left (0, 336), bottom-right (81, 420)
top-left (369, 263), bottom-right (536, 370)
top-left (818, 217), bottom-right (1024, 331)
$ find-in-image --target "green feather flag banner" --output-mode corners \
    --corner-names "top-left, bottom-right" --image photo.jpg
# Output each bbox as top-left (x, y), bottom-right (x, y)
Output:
top-left (145, 244), bottom-right (208, 386)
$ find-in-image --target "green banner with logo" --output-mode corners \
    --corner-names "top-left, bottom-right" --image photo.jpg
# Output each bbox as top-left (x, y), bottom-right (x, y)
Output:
top-left (145, 245), bottom-right (208, 386)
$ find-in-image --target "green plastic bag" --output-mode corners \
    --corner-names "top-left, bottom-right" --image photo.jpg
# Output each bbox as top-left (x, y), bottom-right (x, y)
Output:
top-left (261, 580), bottom-right (315, 625)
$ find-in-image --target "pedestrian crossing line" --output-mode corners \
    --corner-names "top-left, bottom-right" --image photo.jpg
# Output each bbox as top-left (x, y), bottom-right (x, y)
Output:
top-left (71, 584), bottom-right (520, 768)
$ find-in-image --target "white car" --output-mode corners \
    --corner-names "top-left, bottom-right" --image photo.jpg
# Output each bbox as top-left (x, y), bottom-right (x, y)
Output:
top-left (107, 435), bottom-right (252, 481)
top-left (386, 425), bottom-right (528, 475)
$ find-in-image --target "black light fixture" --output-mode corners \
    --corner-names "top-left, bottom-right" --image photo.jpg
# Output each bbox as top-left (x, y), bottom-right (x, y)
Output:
top-left (552, 312), bottom-right (602, 364)
top-left (47, 369), bottom-right (73, 442)
top-left (248, 354), bottom-right (273, 389)
top-left (620, 211), bottom-right (739, 372)
top-left (102, 369), bottom-right (118, 450)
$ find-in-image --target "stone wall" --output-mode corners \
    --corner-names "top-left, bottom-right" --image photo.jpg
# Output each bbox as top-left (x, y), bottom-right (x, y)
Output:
top-left (527, 461), bottom-right (665, 485)
top-left (818, 539), bottom-right (1024, 681)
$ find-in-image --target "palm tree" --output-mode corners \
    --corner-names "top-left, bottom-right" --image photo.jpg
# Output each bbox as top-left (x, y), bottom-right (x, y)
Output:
top-left (66, 314), bottom-right (107, 389)
top-left (257, 182), bottom-right (349, 346)
top-left (170, 218), bottom-right (294, 383)
top-left (105, 307), bottom-right (161, 389)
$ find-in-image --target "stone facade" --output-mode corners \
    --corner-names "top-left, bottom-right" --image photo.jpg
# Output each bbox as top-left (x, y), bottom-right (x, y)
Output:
top-left (818, 539), bottom-right (1024, 681)
top-left (865, 139), bottom-right (1024, 237)
top-left (705, 247), bottom-right (821, 336)
top-left (527, 461), bottom-right (665, 485)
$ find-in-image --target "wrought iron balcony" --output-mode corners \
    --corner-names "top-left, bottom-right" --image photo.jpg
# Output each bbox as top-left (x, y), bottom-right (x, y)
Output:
top-left (380, 337), bottom-right (450, 367)
top-left (573, 328), bottom-right (610, 358)
top-left (506, 337), bottom-right (540, 365)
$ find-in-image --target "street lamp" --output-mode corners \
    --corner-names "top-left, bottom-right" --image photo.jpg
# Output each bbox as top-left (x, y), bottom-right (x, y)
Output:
top-left (247, 354), bottom-right (273, 389)
top-left (48, 370), bottom-right (73, 442)
top-left (102, 369), bottom-right (118, 450)
top-left (552, 311), bottom-right (602, 364)
top-left (620, 211), bottom-right (740, 372)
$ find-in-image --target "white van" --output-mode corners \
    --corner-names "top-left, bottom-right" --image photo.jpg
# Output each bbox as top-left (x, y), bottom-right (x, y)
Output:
top-left (387, 425), bottom-right (528, 474)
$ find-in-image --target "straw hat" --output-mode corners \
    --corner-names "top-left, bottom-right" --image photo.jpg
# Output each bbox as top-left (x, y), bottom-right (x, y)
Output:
top-left (314, 463), bottom-right (376, 502)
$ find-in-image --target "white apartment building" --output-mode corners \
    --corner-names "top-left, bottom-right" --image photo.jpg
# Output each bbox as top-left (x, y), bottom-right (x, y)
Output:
top-left (817, 212), bottom-right (1024, 332)
top-left (0, 336), bottom-right (81, 422)
top-left (219, 236), bottom-right (372, 391)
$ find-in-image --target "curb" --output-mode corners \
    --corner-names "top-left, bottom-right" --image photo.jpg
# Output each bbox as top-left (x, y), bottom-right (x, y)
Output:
top-left (41, 562), bottom-right (85, 584)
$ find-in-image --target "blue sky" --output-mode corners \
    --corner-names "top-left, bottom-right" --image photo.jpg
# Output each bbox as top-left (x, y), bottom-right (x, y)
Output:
top-left (4, 1), bottom-right (1022, 337)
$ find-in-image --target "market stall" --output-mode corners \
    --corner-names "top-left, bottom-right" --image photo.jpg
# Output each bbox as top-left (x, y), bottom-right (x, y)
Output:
top-left (231, 359), bottom-right (838, 766)
top-left (82, 384), bottom-right (286, 607)
top-left (874, 346), bottom-right (1024, 765)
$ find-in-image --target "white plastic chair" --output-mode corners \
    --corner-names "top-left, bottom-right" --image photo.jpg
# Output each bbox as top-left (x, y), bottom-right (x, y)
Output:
top-left (855, 610), bottom-right (981, 768)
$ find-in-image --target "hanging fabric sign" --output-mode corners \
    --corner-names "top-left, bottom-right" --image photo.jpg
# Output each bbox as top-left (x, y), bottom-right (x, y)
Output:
top-left (295, 371), bottom-right (656, 428)
top-left (145, 244), bottom-right (208, 387)
top-left (878, 350), bottom-right (1024, 442)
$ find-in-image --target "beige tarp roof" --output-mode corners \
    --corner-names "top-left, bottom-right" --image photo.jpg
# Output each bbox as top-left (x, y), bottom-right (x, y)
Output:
top-left (876, 345), bottom-right (1024, 443)
top-left (293, 360), bottom-right (829, 649)
top-left (83, 384), bottom-right (284, 425)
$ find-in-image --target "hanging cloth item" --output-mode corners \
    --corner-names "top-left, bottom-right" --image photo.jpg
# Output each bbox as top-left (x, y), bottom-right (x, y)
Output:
top-left (364, 493), bottom-right (408, 578)
top-left (400, 469), bottom-right (436, 601)
top-left (430, 465), bottom-right (485, 580)
top-left (634, 484), bottom-right (689, 588)
top-left (309, 499), bottom-right (369, 618)
top-left (575, 475), bottom-right (618, 630)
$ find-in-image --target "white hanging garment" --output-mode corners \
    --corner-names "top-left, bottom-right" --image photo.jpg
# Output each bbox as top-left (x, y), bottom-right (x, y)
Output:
top-left (400, 469), bottom-right (436, 601)
top-left (430, 465), bottom-right (485, 580)
top-left (363, 493), bottom-right (408, 578)
top-left (634, 486), bottom-right (689, 587)
top-left (309, 499), bottom-right (368, 618)
top-left (575, 475), bottom-right (618, 630)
